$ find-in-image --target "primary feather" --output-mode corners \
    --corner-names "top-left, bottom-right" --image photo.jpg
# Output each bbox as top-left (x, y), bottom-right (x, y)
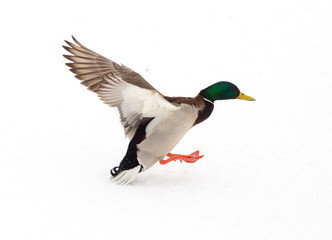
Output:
top-left (63, 36), bottom-right (157, 92)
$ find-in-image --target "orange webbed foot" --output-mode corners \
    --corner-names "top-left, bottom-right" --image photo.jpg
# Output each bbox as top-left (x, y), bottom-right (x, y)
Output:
top-left (159, 150), bottom-right (204, 165)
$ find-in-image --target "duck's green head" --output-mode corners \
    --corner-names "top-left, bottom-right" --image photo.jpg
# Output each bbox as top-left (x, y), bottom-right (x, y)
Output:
top-left (199, 81), bottom-right (255, 102)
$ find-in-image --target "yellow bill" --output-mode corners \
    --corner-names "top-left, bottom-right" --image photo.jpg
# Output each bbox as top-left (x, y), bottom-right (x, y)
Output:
top-left (237, 92), bottom-right (256, 101)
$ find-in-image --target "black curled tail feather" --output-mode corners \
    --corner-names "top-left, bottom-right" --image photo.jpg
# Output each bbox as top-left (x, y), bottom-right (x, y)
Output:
top-left (110, 167), bottom-right (120, 177)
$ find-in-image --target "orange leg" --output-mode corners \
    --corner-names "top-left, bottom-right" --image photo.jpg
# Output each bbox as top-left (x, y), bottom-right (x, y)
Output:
top-left (159, 150), bottom-right (204, 165)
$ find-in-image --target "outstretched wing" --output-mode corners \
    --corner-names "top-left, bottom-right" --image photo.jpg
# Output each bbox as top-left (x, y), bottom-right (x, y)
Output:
top-left (63, 36), bottom-right (179, 139)
top-left (63, 36), bottom-right (156, 92)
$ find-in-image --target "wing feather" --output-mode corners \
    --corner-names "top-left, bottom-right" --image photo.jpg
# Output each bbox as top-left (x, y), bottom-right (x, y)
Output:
top-left (63, 36), bottom-right (157, 93)
top-left (63, 36), bottom-right (178, 139)
top-left (98, 73), bottom-right (178, 139)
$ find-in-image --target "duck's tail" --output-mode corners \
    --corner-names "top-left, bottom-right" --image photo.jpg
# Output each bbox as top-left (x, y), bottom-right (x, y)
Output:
top-left (110, 165), bottom-right (141, 185)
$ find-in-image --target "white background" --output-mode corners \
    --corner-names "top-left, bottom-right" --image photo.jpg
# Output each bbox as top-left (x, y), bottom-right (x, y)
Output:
top-left (1, 0), bottom-right (331, 239)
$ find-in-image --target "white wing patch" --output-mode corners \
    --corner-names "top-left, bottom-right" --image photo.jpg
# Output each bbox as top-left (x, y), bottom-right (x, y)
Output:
top-left (98, 74), bottom-right (179, 139)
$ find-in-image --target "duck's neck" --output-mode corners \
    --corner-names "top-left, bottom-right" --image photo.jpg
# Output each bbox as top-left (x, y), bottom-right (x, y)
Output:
top-left (193, 97), bottom-right (214, 126)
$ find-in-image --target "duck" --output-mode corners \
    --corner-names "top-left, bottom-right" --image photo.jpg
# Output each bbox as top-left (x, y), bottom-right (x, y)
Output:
top-left (63, 36), bottom-right (255, 185)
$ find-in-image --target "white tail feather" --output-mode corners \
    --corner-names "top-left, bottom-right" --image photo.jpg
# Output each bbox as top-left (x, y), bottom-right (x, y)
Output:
top-left (111, 166), bottom-right (141, 185)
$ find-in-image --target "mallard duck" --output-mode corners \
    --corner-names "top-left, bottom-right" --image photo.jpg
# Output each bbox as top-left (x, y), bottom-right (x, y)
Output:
top-left (63, 36), bottom-right (255, 185)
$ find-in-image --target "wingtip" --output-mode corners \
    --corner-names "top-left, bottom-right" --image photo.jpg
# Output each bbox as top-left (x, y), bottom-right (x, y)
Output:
top-left (63, 54), bottom-right (73, 61)
top-left (71, 35), bottom-right (82, 46)
top-left (64, 40), bottom-right (71, 46)
top-left (62, 35), bottom-right (81, 47)
top-left (62, 45), bottom-right (71, 52)
top-left (69, 68), bottom-right (77, 74)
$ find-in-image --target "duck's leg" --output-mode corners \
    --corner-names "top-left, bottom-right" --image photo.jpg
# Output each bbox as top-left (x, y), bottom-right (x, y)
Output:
top-left (159, 150), bottom-right (204, 165)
